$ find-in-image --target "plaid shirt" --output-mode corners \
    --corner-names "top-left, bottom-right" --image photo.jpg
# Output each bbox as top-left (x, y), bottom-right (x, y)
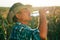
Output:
top-left (9, 22), bottom-right (41, 40)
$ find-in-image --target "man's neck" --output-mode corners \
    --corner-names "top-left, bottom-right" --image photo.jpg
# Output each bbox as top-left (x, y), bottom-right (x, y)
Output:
top-left (17, 20), bottom-right (28, 25)
top-left (21, 21), bottom-right (28, 25)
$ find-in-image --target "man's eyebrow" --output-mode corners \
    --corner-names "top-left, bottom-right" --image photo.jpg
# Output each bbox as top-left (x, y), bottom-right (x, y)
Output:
top-left (17, 11), bottom-right (21, 14)
top-left (24, 8), bottom-right (27, 9)
top-left (23, 7), bottom-right (29, 10)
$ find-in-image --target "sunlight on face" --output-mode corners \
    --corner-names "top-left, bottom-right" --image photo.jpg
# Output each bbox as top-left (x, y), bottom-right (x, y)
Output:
top-left (20, 8), bottom-right (31, 21)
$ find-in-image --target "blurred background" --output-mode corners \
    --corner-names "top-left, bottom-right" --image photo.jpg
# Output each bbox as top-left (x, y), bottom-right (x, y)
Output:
top-left (0, 0), bottom-right (60, 40)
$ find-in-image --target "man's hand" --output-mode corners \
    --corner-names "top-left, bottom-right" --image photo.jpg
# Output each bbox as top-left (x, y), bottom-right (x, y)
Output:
top-left (39, 8), bottom-right (47, 40)
top-left (39, 8), bottom-right (48, 15)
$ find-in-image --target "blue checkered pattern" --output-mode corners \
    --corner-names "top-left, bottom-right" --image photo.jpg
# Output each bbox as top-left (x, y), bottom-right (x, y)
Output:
top-left (9, 22), bottom-right (41, 40)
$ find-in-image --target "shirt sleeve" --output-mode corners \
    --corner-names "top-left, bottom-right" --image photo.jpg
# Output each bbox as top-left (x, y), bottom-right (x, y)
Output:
top-left (32, 29), bottom-right (41, 40)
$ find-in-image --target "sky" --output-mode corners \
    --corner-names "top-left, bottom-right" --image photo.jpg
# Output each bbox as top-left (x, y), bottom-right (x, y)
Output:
top-left (0, 0), bottom-right (60, 7)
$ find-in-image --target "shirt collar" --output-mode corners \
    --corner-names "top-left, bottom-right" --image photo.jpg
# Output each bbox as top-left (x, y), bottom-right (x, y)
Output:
top-left (16, 22), bottom-right (21, 25)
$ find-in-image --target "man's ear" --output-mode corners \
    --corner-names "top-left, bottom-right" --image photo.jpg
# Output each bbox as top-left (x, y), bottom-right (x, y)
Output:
top-left (16, 14), bottom-right (20, 19)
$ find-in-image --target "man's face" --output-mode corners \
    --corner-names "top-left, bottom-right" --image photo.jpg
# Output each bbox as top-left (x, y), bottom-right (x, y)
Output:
top-left (18, 8), bottom-right (31, 21)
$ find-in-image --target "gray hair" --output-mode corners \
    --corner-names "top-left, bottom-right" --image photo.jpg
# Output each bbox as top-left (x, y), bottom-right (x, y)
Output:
top-left (7, 3), bottom-right (32, 24)
top-left (7, 3), bottom-right (24, 24)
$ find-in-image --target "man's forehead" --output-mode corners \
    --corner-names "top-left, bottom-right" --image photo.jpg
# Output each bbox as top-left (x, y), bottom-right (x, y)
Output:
top-left (20, 8), bottom-right (30, 12)
top-left (21, 8), bottom-right (29, 10)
